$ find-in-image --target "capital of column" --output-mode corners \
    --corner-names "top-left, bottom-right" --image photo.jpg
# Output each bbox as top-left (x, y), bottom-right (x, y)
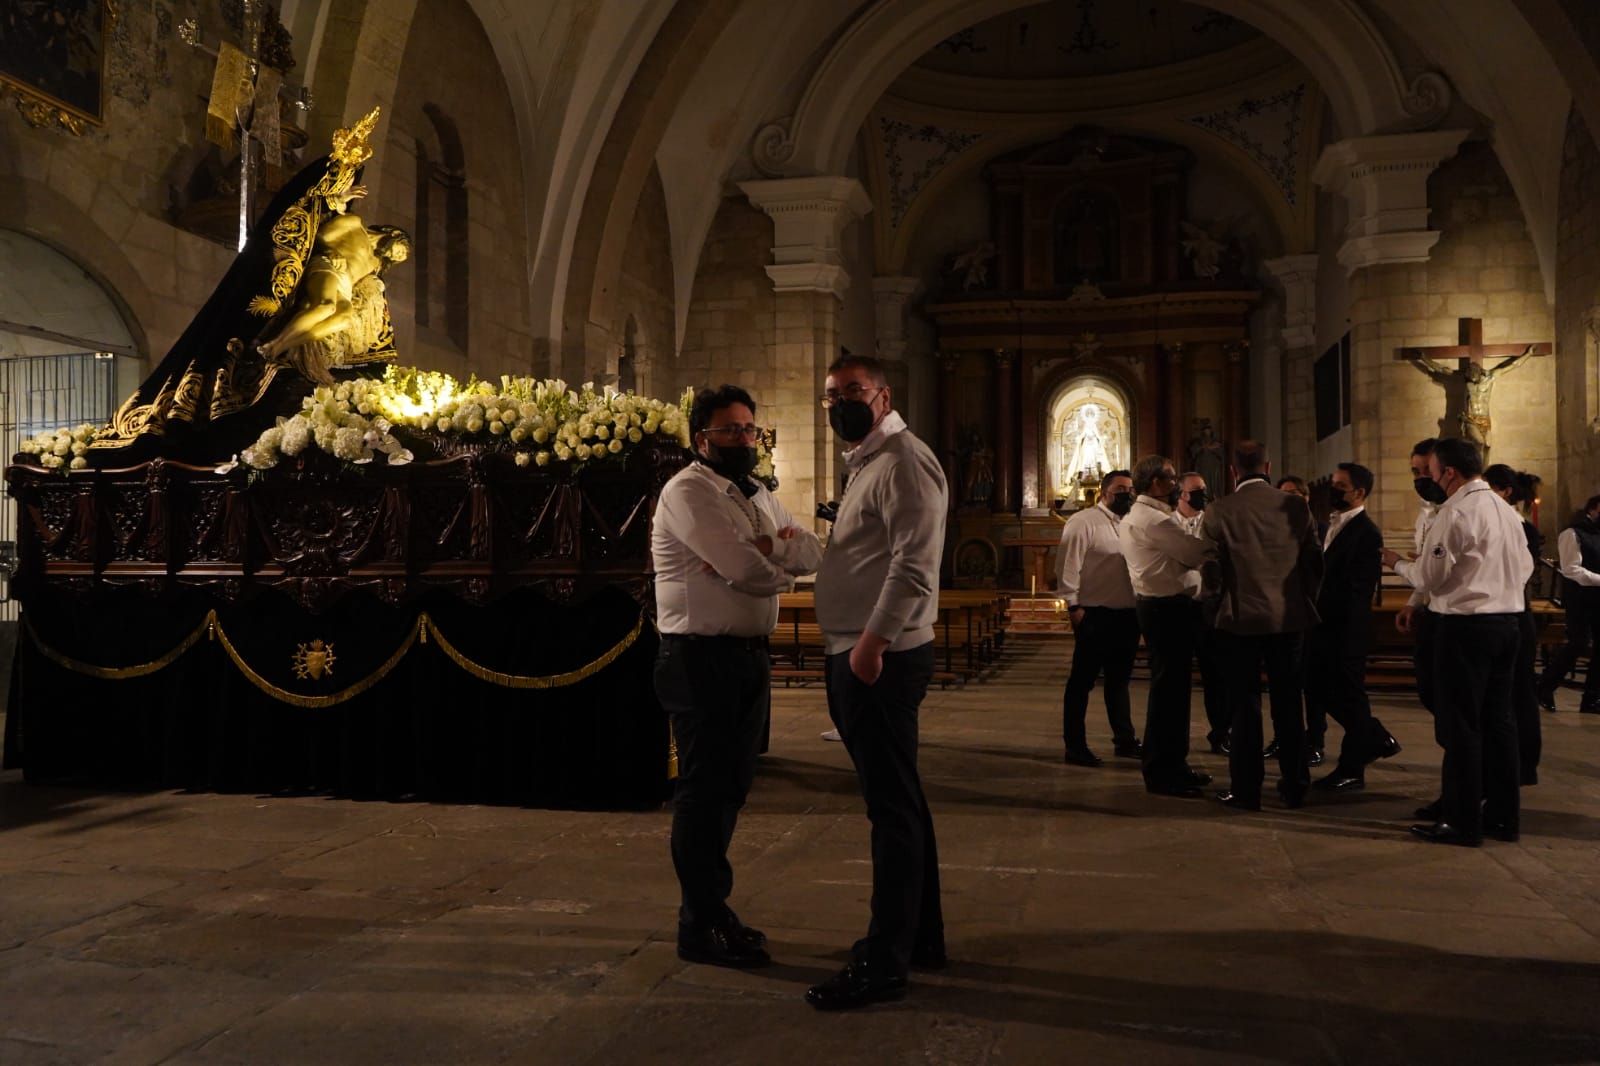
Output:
top-left (872, 275), bottom-right (921, 362)
top-left (1263, 253), bottom-right (1319, 350)
top-left (1312, 129), bottom-right (1468, 274)
top-left (739, 176), bottom-right (872, 296)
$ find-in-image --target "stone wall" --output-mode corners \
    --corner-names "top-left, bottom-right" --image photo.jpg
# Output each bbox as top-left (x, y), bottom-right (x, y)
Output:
top-left (1555, 106), bottom-right (1600, 515)
top-left (674, 194), bottom-right (775, 401)
top-left (615, 166), bottom-right (677, 399)
top-left (1348, 141), bottom-right (1557, 538)
top-left (375, 0), bottom-right (533, 383)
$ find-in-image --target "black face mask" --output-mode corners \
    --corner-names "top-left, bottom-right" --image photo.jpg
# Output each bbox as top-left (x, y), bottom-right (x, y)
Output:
top-left (706, 443), bottom-right (757, 481)
top-left (1106, 492), bottom-right (1133, 516)
top-left (1185, 489), bottom-right (1208, 511)
top-left (1414, 476), bottom-right (1446, 505)
top-left (828, 400), bottom-right (876, 443)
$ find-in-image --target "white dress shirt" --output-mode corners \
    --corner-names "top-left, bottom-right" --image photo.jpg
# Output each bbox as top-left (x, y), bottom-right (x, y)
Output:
top-left (652, 462), bottom-right (823, 636)
top-left (840, 408), bottom-right (907, 467)
top-left (1408, 501), bottom-right (1440, 608)
top-left (1118, 495), bottom-right (1208, 598)
top-left (1176, 509), bottom-right (1205, 537)
top-left (1056, 502), bottom-right (1135, 609)
top-left (1324, 504), bottom-right (1366, 550)
top-left (1557, 527), bottom-right (1600, 587)
top-left (1392, 480), bottom-right (1533, 615)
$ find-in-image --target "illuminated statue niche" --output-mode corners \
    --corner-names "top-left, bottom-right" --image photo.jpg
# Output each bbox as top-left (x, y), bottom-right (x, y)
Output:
top-left (1047, 379), bottom-right (1130, 508)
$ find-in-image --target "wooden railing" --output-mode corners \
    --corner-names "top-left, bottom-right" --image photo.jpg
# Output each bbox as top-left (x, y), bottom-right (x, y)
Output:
top-left (770, 589), bottom-right (1010, 687)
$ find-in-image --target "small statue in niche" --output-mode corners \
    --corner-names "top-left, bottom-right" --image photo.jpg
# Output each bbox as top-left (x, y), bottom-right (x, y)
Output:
top-left (950, 242), bottom-right (998, 291)
top-left (959, 427), bottom-right (995, 507)
top-left (1188, 418), bottom-right (1227, 493)
top-left (1181, 220), bottom-right (1227, 280)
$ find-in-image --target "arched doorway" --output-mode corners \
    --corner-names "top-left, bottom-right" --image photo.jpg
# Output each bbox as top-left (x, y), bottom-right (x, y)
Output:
top-left (1045, 374), bottom-right (1133, 509)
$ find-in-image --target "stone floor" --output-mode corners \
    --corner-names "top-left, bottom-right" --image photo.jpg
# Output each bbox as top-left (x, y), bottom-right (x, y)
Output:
top-left (3, 640), bottom-right (1600, 1065)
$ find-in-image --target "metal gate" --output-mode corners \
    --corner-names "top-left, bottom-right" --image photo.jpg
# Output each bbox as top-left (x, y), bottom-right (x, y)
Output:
top-left (0, 352), bottom-right (132, 620)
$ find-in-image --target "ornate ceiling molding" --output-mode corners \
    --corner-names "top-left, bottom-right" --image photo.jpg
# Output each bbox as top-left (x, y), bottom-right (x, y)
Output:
top-left (1185, 83), bottom-right (1307, 205)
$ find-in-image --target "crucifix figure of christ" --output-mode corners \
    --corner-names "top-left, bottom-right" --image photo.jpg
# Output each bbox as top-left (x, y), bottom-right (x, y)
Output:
top-left (1397, 318), bottom-right (1551, 453)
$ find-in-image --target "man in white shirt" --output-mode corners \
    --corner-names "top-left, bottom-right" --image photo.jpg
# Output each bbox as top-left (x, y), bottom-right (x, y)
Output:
top-left (1397, 438), bottom-right (1444, 715)
top-left (1537, 494), bottom-right (1600, 713)
top-left (653, 385), bottom-right (822, 968)
top-left (1177, 471), bottom-right (1229, 755)
top-left (1384, 437), bottom-right (1532, 846)
top-left (1118, 455), bottom-right (1213, 797)
top-left (1056, 469), bottom-right (1140, 766)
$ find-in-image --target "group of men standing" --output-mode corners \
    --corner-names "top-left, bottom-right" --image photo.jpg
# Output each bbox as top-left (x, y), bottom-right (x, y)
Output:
top-left (1056, 435), bottom-right (1534, 842)
top-left (651, 354), bottom-right (946, 1010)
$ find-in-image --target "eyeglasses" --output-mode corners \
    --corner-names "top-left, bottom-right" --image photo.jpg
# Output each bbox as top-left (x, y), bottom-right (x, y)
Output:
top-left (700, 423), bottom-right (763, 440)
top-left (820, 384), bottom-right (884, 409)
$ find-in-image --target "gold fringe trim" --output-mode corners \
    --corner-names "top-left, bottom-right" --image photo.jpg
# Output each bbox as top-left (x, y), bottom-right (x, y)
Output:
top-left (424, 613), bottom-right (643, 690)
top-left (24, 608), bottom-right (646, 705)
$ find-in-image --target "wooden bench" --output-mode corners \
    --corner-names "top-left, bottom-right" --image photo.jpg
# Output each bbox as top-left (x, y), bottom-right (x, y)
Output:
top-left (772, 590), bottom-right (1010, 687)
top-left (1365, 586), bottom-right (1566, 689)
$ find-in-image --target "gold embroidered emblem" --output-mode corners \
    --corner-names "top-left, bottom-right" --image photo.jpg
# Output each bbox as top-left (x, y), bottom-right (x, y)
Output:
top-left (291, 639), bottom-right (337, 681)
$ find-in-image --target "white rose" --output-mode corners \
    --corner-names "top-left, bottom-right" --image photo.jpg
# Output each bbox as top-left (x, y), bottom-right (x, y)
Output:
top-left (628, 427), bottom-right (643, 444)
top-left (466, 417), bottom-right (484, 433)
top-left (485, 408), bottom-right (501, 424)
top-left (514, 451), bottom-right (531, 468)
top-left (51, 438), bottom-right (71, 457)
top-left (555, 444), bottom-right (572, 461)
top-left (437, 416), bottom-right (453, 432)
top-left (607, 438), bottom-right (623, 454)
top-left (70, 441), bottom-right (87, 457)
top-left (69, 456), bottom-right (87, 470)
top-left (592, 443), bottom-right (608, 459)
top-left (489, 420), bottom-right (505, 435)
top-left (643, 418), bottom-right (660, 434)
top-left (536, 450), bottom-right (551, 467)
top-left (511, 426), bottom-right (527, 443)
top-left (41, 453), bottom-right (63, 469)
top-left (595, 424), bottom-right (610, 440)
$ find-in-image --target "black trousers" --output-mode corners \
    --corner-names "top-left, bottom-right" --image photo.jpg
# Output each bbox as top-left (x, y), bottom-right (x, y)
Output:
top-left (1061, 606), bottom-right (1140, 751)
top-left (654, 635), bottom-right (770, 931)
top-left (1414, 606), bottom-right (1436, 713)
top-left (1304, 627), bottom-right (1388, 775)
top-left (1514, 610), bottom-right (1541, 784)
top-left (1539, 591), bottom-right (1600, 700)
top-left (1135, 595), bottom-right (1199, 788)
top-left (1432, 614), bottom-right (1521, 838)
top-left (1195, 624), bottom-right (1230, 746)
top-left (826, 643), bottom-right (941, 977)
top-left (1220, 630), bottom-right (1309, 802)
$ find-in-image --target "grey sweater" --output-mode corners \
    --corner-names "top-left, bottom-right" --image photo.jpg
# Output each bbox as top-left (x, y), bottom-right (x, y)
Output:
top-left (815, 425), bottom-right (948, 654)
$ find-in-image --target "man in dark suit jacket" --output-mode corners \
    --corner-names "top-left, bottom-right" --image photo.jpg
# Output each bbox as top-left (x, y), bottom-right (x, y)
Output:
top-left (1310, 463), bottom-right (1401, 791)
top-left (1200, 441), bottom-right (1324, 810)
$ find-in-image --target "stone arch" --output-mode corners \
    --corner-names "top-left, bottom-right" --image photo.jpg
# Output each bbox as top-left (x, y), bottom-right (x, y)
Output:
top-left (414, 102), bottom-right (470, 350)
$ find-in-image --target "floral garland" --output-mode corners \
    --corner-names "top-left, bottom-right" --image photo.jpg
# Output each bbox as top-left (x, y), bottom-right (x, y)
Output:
top-left (232, 365), bottom-right (690, 471)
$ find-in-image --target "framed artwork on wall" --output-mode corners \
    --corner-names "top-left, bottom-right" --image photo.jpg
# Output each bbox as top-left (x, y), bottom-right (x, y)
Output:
top-left (0, 0), bottom-right (110, 135)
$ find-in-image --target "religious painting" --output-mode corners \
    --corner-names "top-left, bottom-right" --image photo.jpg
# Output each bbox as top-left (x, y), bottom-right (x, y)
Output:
top-left (0, 0), bottom-right (108, 128)
top-left (1046, 377), bottom-right (1130, 507)
top-left (1052, 187), bottom-right (1121, 286)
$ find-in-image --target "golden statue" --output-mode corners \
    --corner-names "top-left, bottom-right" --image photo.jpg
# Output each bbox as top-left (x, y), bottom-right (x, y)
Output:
top-left (89, 107), bottom-right (409, 462)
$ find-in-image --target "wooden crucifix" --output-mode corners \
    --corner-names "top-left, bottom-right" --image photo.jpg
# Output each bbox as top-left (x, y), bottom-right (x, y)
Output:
top-left (1396, 317), bottom-right (1551, 452)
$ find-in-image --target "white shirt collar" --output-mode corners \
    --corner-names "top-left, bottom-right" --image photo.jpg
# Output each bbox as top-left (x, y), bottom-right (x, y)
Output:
top-left (1136, 494), bottom-right (1174, 515)
top-left (842, 409), bottom-right (907, 466)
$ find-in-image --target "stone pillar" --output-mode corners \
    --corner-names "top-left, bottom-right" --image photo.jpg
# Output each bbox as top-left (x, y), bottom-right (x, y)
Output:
top-left (1164, 343), bottom-right (1186, 461)
top-left (938, 351), bottom-right (960, 504)
top-left (872, 276), bottom-right (921, 363)
top-left (1263, 254), bottom-right (1320, 475)
top-left (1312, 130), bottom-right (1468, 274)
top-left (992, 349), bottom-right (1016, 513)
top-left (740, 177), bottom-right (872, 523)
top-left (1313, 131), bottom-right (1467, 536)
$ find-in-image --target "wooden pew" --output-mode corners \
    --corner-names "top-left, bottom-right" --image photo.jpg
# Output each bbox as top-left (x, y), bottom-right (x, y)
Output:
top-left (772, 590), bottom-right (1010, 687)
top-left (1365, 586), bottom-right (1566, 689)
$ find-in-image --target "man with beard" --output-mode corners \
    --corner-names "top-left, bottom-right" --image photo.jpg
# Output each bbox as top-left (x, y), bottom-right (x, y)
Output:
top-left (1057, 469), bottom-right (1141, 767)
top-left (652, 385), bottom-right (822, 969)
top-left (808, 353), bottom-right (948, 1010)
top-left (1309, 463), bottom-right (1402, 793)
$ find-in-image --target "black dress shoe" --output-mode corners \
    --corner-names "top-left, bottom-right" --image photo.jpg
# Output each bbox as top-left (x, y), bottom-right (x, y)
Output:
top-left (1375, 734), bottom-right (1402, 760)
top-left (1313, 770), bottom-right (1366, 792)
top-left (1414, 798), bottom-right (1442, 821)
top-left (1208, 736), bottom-right (1231, 755)
top-left (1484, 820), bottom-right (1520, 843)
top-left (1537, 691), bottom-right (1557, 713)
top-left (1214, 790), bottom-right (1261, 811)
top-left (1307, 748), bottom-right (1325, 767)
top-left (805, 961), bottom-right (908, 1010)
top-left (678, 924), bottom-right (771, 968)
top-left (1113, 740), bottom-right (1144, 759)
top-left (1263, 738), bottom-right (1280, 758)
top-left (1146, 782), bottom-right (1203, 798)
top-left (910, 942), bottom-right (948, 970)
top-left (1180, 769), bottom-right (1213, 787)
top-left (1409, 822), bottom-right (1482, 847)
top-left (1064, 748), bottom-right (1103, 768)
top-left (727, 918), bottom-right (767, 948)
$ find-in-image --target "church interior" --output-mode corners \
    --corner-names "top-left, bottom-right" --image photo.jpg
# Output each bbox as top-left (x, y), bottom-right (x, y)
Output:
top-left (3, 0), bottom-right (1600, 1061)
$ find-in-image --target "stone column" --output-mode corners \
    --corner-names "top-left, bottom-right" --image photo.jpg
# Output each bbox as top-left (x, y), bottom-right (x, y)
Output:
top-left (1263, 254), bottom-right (1320, 475)
top-left (740, 177), bottom-right (872, 523)
top-left (992, 349), bottom-right (1017, 513)
top-left (1313, 130), bottom-right (1467, 536)
top-left (1164, 343), bottom-right (1186, 461)
top-left (938, 351), bottom-right (960, 504)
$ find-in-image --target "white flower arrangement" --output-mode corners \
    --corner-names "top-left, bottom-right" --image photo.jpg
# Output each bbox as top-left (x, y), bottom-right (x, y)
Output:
top-left (231, 366), bottom-right (690, 472)
top-left (19, 423), bottom-right (99, 471)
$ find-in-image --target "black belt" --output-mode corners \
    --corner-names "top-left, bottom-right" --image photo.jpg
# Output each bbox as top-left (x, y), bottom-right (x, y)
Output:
top-left (661, 633), bottom-right (769, 651)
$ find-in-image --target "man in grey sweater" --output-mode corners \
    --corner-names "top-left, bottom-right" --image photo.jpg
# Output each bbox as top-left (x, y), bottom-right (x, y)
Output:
top-left (806, 352), bottom-right (949, 1011)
